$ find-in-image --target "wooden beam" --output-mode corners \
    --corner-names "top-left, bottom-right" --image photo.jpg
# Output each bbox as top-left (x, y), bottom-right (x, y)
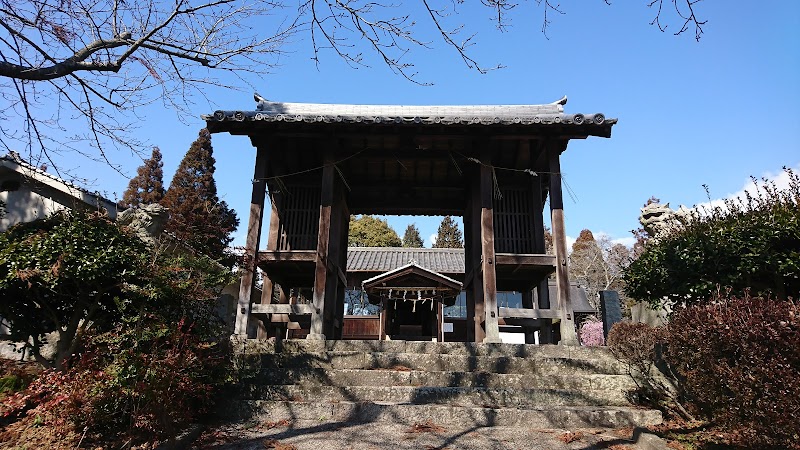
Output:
top-left (498, 307), bottom-right (562, 319)
top-left (465, 167), bottom-right (483, 343)
top-left (437, 300), bottom-right (444, 342)
top-left (494, 254), bottom-right (556, 266)
top-left (234, 147), bottom-right (268, 337)
top-left (267, 165), bottom-right (283, 251)
top-left (480, 146), bottom-right (502, 343)
top-left (251, 304), bottom-right (315, 315)
top-left (530, 166), bottom-right (553, 342)
top-left (548, 141), bottom-right (579, 345)
top-left (308, 155), bottom-right (335, 340)
top-left (258, 250), bottom-right (317, 263)
top-left (257, 276), bottom-right (275, 338)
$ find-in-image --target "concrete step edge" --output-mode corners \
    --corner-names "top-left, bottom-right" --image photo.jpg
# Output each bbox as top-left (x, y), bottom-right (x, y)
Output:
top-left (234, 338), bottom-right (618, 359)
top-left (237, 400), bottom-right (663, 429)
top-left (252, 368), bottom-right (635, 390)
top-left (250, 352), bottom-right (627, 375)
top-left (244, 384), bottom-right (631, 407)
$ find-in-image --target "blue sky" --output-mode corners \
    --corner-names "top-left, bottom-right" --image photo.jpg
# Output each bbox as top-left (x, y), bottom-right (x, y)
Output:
top-left (12, 2), bottom-right (800, 248)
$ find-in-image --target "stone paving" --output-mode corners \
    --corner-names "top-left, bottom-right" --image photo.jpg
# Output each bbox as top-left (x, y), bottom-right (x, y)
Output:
top-left (192, 419), bottom-right (670, 450)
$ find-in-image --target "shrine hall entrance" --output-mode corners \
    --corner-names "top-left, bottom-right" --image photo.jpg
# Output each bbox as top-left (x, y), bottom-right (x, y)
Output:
top-left (205, 98), bottom-right (616, 345)
top-left (362, 261), bottom-right (462, 342)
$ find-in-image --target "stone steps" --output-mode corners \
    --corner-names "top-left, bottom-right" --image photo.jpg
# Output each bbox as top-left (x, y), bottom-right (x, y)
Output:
top-left (245, 384), bottom-right (631, 407)
top-left (231, 338), bottom-right (660, 429)
top-left (256, 351), bottom-right (627, 375)
top-left (240, 338), bottom-right (621, 359)
top-left (238, 400), bottom-right (662, 429)
top-left (258, 368), bottom-right (635, 391)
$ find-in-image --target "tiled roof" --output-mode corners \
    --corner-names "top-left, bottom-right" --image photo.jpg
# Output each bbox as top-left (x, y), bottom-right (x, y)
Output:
top-left (347, 247), bottom-right (465, 274)
top-left (0, 152), bottom-right (118, 218)
top-left (204, 97), bottom-right (616, 130)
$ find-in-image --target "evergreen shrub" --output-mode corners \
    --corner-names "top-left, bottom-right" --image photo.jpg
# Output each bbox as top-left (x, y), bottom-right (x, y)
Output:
top-left (624, 168), bottom-right (800, 308)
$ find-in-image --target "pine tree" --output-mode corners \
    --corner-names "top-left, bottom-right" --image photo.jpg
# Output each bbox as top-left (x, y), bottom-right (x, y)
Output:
top-left (162, 129), bottom-right (238, 259)
top-left (433, 215), bottom-right (463, 248)
top-left (402, 224), bottom-right (424, 248)
top-left (120, 147), bottom-right (166, 208)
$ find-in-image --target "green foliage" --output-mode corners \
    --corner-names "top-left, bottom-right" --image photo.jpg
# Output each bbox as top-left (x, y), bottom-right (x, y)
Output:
top-left (0, 211), bottom-right (234, 445)
top-left (348, 215), bottom-right (401, 247)
top-left (624, 168), bottom-right (800, 308)
top-left (402, 224), bottom-right (424, 248)
top-left (667, 294), bottom-right (800, 449)
top-left (433, 215), bottom-right (463, 248)
top-left (162, 129), bottom-right (239, 261)
top-left (120, 146), bottom-right (166, 208)
top-left (0, 211), bottom-right (150, 369)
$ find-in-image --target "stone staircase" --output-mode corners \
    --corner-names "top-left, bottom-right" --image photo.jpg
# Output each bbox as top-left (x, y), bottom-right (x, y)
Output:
top-left (230, 339), bottom-right (662, 429)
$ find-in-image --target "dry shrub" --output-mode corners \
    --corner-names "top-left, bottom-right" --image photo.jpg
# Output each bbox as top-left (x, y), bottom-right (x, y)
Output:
top-left (667, 294), bottom-right (800, 449)
top-left (607, 322), bottom-right (691, 421)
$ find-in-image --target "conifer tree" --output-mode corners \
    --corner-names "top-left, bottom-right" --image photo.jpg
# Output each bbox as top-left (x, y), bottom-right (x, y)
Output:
top-left (402, 224), bottom-right (424, 248)
top-left (120, 147), bottom-right (166, 208)
top-left (433, 215), bottom-right (463, 248)
top-left (348, 215), bottom-right (402, 247)
top-left (162, 129), bottom-right (238, 259)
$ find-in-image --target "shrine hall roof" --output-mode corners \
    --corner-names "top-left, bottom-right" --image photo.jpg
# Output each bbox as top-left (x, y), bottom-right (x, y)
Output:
top-left (204, 96), bottom-right (616, 134)
top-left (347, 247), bottom-right (465, 274)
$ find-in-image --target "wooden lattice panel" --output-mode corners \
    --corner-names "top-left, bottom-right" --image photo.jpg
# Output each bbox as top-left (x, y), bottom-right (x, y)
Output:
top-left (278, 186), bottom-right (320, 250)
top-left (493, 187), bottom-right (535, 254)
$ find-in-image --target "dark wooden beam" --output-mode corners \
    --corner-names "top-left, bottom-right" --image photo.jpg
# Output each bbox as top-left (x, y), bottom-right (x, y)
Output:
top-left (548, 140), bottom-right (578, 345)
top-left (251, 304), bottom-right (315, 315)
top-left (234, 147), bottom-right (269, 336)
top-left (480, 146), bottom-right (502, 343)
top-left (309, 154), bottom-right (335, 340)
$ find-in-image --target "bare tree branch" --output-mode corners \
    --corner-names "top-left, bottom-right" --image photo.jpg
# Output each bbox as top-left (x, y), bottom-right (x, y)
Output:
top-left (0, 0), bottom-right (708, 171)
top-left (647, 0), bottom-right (706, 41)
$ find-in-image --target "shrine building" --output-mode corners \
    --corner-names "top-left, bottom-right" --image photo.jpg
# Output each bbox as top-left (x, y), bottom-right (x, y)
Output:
top-left (204, 97), bottom-right (616, 345)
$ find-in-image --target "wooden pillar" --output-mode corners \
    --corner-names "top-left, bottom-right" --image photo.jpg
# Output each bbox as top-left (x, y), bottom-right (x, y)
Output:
top-left (547, 141), bottom-right (578, 346)
top-left (463, 194), bottom-right (477, 343)
top-left (531, 169), bottom-right (553, 344)
top-left (256, 279), bottom-right (274, 338)
top-left (379, 298), bottom-right (387, 341)
top-left (308, 155), bottom-right (335, 340)
top-left (234, 148), bottom-right (269, 337)
top-left (480, 148), bottom-right (502, 344)
top-left (332, 190), bottom-right (349, 340)
top-left (437, 300), bottom-right (444, 342)
top-left (467, 172), bottom-right (485, 343)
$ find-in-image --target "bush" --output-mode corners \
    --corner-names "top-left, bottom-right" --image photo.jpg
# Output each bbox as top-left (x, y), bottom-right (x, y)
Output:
top-left (667, 294), bottom-right (800, 449)
top-left (579, 317), bottom-right (605, 346)
top-left (608, 322), bottom-right (689, 418)
top-left (0, 211), bottom-right (150, 369)
top-left (0, 212), bottom-right (235, 446)
top-left (624, 167), bottom-right (800, 309)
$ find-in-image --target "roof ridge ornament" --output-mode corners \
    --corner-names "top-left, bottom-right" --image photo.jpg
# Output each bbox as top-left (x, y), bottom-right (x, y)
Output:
top-left (551, 95), bottom-right (568, 106)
